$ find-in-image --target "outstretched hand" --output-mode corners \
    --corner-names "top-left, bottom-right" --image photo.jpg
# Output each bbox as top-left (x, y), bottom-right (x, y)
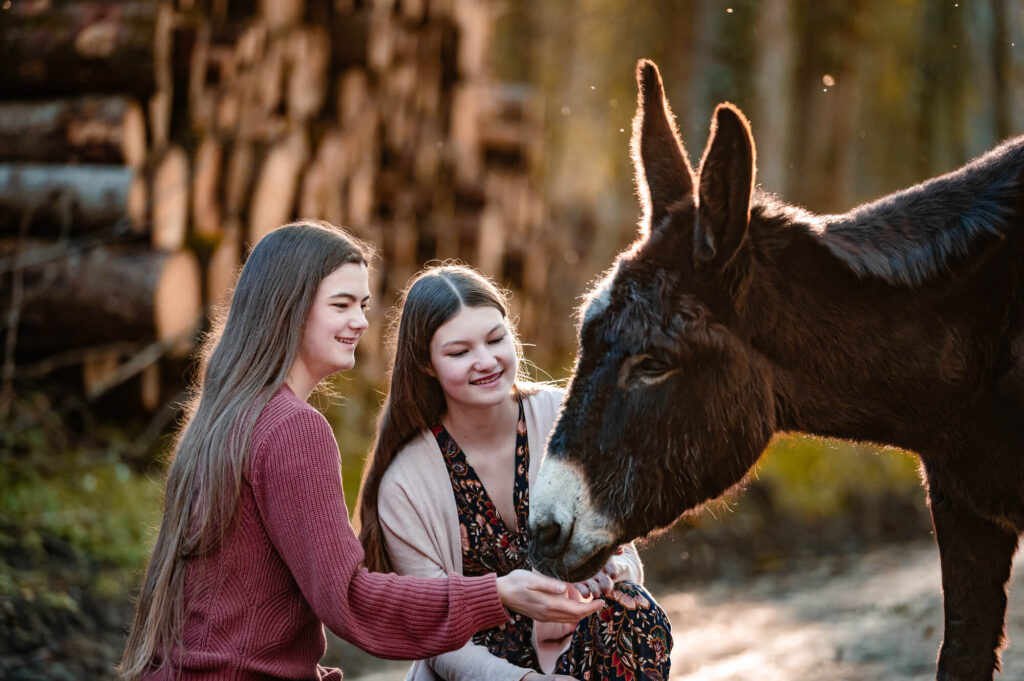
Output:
top-left (573, 545), bottom-right (626, 598)
top-left (495, 569), bottom-right (605, 623)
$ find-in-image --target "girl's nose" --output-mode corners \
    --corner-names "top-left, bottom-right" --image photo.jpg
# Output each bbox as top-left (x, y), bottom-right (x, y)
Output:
top-left (350, 309), bottom-right (369, 331)
top-left (472, 347), bottom-right (498, 370)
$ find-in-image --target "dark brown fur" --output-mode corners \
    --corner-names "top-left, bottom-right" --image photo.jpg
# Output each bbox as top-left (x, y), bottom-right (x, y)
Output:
top-left (530, 60), bottom-right (1024, 681)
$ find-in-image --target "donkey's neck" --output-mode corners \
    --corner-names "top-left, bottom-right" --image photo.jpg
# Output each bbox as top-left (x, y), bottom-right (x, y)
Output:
top-left (743, 189), bottom-right (1022, 451)
top-left (812, 135), bottom-right (1024, 287)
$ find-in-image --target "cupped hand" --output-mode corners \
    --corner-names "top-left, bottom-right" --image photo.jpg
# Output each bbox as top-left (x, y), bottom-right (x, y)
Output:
top-left (496, 569), bottom-right (605, 623)
top-left (573, 546), bottom-right (626, 598)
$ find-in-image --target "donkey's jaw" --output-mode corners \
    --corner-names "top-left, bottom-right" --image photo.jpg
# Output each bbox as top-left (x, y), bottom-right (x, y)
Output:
top-left (528, 457), bottom-right (620, 581)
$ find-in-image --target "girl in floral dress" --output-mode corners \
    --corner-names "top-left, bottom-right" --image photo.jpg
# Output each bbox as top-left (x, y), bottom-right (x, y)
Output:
top-left (358, 264), bottom-right (672, 681)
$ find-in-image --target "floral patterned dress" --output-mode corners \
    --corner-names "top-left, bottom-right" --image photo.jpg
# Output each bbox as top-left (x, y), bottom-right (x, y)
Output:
top-left (434, 398), bottom-right (672, 680)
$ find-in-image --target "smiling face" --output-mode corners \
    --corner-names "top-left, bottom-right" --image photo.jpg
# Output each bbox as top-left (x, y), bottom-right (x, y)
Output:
top-left (428, 305), bottom-right (517, 410)
top-left (293, 262), bottom-right (371, 382)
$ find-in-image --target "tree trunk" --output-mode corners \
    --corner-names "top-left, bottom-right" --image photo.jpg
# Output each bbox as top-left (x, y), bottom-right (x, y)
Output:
top-left (148, 1), bottom-right (177, 151)
top-left (3, 245), bottom-right (202, 361)
top-left (0, 164), bottom-right (146, 236)
top-left (753, 0), bottom-right (793, 196)
top-left (0, 0), bottom-right (158, 98)
top-left (0, 96), bottom-right (147, 167)
top-left (990, 0), bottom-right (1012, 142)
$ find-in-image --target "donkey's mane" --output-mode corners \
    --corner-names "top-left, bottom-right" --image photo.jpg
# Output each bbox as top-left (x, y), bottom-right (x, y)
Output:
top-left (783, 136), bottom-right (1024, 287)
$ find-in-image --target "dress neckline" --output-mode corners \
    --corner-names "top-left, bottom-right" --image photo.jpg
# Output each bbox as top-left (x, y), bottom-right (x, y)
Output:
top-left (432, 396), bottom-right (529, 537)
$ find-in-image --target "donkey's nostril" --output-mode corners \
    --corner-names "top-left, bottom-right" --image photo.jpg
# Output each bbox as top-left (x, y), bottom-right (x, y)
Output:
top-left (537, 522), bottom-right (559, 544)
top-left (533, 521), bottom-right (569, 558)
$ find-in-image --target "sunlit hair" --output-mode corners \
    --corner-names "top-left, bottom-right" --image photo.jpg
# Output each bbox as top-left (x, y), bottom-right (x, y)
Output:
top-left (356, 263), bottom-right (532, 573)
top-left (119, 220), bottom-right (372, 680)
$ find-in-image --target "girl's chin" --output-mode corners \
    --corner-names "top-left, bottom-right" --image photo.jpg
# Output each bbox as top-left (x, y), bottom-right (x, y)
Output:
top-left (331, 355), bottom-right (356, 373)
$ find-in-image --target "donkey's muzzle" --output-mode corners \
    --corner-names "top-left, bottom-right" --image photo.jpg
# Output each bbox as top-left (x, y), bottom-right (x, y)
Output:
top-left (528, 518), bottom-right (574, 579)
top-left (529, 517), bottom-right (572, 560)
top-left (532, 519), bottom-right (570, 556)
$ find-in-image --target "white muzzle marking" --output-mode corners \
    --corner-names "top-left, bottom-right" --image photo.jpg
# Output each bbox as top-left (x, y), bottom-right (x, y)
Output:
top-left (531, 457), bottom-right (619, 570)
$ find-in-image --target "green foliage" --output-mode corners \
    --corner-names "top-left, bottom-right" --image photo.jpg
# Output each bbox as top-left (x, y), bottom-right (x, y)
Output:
top-left (0, 391), bottom-right (164, 603)
top-left (317, 372), bottom-right (383, 516)
top-left (1, 460), bottom-right (162, 571)
top-left (753, 433), bottom-right (923, 518)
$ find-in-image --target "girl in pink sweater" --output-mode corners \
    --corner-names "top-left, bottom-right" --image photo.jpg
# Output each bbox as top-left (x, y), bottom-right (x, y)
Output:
top-left (119, 222), bottom-right (603, 681)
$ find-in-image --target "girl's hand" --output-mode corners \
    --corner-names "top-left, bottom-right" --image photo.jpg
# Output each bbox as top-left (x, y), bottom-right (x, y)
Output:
top-left (572, 546), bottom-right (626, 598)
top-left (521, 673), bottom-right (579, 681)
top-left (495, 570), bottom-right (605, 623)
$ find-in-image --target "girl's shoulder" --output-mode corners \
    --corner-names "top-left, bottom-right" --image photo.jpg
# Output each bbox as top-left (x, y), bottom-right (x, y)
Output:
top-left (254, 386), bottom-right (330, 440)
top-left (250, 387), bottom-right (336, 475)
top-left (520, 381), bottom-right (566, 412)
top-left (381, 429), bottom-right (442, 489)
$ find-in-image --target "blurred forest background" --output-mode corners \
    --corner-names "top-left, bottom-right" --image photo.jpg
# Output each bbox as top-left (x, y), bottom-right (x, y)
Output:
top-left (1, 0), bottom-right (1023, 679)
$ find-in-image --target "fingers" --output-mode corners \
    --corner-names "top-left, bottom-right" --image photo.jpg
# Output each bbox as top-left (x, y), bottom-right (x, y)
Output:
top-left (576, 555), bottom-right (621, 597)
top-left (576, 598), bottom-right (606, 617)
top-left (574, 578), bottom-right (597, 598)
top-left (524, 571), bottom-right (568, 595)
top-left (581, 572), bottom-right (613, 597)
top-left (541, 594), bottom-right (606, 622)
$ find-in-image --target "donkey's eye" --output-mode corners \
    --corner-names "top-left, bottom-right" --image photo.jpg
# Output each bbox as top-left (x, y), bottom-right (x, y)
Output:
top-left (636, 356), bottom-right (671, 377)
top-left (617, 354), bottom-right (676, 389)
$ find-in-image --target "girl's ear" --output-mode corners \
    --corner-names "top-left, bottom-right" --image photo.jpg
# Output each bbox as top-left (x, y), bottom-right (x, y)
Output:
top-left (423, 363), bottom-right (436, 377)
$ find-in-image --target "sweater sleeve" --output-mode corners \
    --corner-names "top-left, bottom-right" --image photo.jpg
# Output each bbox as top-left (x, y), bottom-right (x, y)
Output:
top-left (379, 472), bottom-right (533, 681)
top-left (249, 408), bottom-right (508, 660)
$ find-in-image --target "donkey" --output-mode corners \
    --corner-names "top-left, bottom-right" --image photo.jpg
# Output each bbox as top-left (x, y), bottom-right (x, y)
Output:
top-left (528, 60), bottom-right (1024, 681)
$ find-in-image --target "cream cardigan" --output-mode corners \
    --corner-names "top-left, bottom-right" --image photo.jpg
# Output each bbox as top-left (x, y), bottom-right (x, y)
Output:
top-left (378, 385), bottom-right (643, 681)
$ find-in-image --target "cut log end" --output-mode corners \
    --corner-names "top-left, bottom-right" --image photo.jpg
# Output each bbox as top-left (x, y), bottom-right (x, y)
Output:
top-left (154, 250), bottom-right (203, 357)
top-left (207, 221), bottom-right (242, 310)
top-left (123, 99), bottom-right (148, 169)
top-left (248, 133), bottom-right (307, 245)
top-left (152, 146), bottom-right (190, 251)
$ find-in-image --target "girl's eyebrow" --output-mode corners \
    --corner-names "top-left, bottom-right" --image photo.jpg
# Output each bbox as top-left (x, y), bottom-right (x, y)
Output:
top-left (440, 323), bottom-right (504, 348)
top-left (329, 292), bottom-right (371, 303)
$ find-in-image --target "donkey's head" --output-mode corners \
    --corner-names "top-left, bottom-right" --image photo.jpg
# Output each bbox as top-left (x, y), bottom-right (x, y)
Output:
top-left (529, 60), bottom-right (778, 580)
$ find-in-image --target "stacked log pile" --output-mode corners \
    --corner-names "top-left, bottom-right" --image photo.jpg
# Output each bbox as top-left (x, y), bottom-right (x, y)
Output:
top-left (1, 0), bottom-right (565, 413)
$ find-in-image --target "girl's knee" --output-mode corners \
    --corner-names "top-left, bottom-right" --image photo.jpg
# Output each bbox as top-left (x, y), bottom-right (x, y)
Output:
top-left (609, 582), bottom-right (672, 642)
top-left (600, 582), bottom-right (672, 678)
top-left (610, 583), bottom-right (667, 618)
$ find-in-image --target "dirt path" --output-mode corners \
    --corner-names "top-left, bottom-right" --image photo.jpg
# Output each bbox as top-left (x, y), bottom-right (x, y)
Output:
top-left (663, 541), bottom-right (1024, 680)
top-left (345, 541), bottom-right (1024, 681)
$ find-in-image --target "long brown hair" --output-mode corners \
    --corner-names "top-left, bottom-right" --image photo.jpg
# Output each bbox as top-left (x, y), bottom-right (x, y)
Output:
top-left (356, 263), bottom-right (530, 573)
top-left (119, 221), bottom-right (372, 680)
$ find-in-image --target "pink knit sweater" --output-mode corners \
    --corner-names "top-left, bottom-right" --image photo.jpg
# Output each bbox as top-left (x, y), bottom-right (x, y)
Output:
top-left (146, 385), bottom-right (507, 680)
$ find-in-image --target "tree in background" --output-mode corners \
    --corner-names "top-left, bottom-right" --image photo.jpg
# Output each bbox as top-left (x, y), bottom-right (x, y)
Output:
top-left (494, 0), bottom-right (1023, 250)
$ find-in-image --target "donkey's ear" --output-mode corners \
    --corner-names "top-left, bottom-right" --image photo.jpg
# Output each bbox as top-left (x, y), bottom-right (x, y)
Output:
top-left (631, 60), bottom-right (695, 237)
top-left (696, 103), bottom-right (756, 268)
